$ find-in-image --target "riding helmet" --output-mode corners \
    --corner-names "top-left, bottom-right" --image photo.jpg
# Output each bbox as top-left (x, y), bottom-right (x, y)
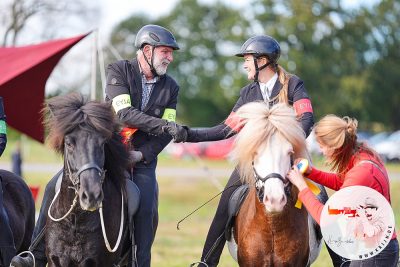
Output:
top-left (135, 24), bottom-right (180, 50)
top-left (235, 35), bottom-right (280, 63)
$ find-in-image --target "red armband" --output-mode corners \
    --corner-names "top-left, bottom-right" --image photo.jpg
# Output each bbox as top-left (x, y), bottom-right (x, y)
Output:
top-left (293, 99), bottom-right (313, 115)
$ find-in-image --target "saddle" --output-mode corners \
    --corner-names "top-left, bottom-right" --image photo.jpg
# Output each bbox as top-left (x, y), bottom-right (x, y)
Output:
top-left (224, 185), bottom-right (249, 241)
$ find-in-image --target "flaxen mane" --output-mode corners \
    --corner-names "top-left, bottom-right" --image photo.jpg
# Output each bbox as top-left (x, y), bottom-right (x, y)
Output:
top-left (231, 102), bottom-right (309, 184)
top-left (42, 92), bottom-right (130, 187)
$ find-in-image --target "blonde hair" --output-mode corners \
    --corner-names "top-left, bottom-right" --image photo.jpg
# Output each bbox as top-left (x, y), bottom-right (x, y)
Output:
top-left (268, 64), bottom-right (291, 105)
top-left (314, 115), bottom-right (378, 177)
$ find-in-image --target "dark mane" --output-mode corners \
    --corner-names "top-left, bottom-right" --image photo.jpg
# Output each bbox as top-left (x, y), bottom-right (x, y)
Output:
top-left (42, 92), bottom-right (130, 186)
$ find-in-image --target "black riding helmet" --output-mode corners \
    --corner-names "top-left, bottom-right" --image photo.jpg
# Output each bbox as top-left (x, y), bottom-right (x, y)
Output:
top-left (135, 24), bottom-right (179, 76)
top-left (236, 35), bottom-right (280, 82)
top-left (135, 24), bottom-right (180, 50)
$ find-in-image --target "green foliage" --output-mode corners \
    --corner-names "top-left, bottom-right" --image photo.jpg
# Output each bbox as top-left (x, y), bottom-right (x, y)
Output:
top-left (107, 0), bottom-right (400, 130)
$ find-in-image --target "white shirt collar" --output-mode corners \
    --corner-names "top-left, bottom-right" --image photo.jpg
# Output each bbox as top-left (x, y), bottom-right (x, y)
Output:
top-left (259, 73), bottom-right (278, 101)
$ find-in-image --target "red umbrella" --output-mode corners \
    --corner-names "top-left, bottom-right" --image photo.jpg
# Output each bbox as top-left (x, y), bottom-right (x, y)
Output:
top-left (0, 33), bottom-right (90, 143)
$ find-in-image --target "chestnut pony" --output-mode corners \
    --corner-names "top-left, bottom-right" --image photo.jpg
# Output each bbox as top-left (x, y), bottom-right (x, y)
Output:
top-left (227, 102), bottom-right (323, 266)
top-left (42, 93), bottom-right (131, 266)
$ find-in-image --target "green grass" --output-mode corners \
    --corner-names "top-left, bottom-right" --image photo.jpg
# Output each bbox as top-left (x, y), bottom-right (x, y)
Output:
top-left (2, 139), bottom-right (399, 266)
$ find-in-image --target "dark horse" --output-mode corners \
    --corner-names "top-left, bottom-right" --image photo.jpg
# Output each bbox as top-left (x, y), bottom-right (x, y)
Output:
top-left (43, 93), bottom-right (131, 266)
top-left (1, 170), bottom-right (35, 265)
top-left (227, 102), bottom-right (323, 266)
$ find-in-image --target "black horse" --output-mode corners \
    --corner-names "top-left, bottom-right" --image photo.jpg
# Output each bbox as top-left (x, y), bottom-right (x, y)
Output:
top-left (43, 93), bottom-right (132, 266)
top-left (1, 170), bottom-right (35, 264)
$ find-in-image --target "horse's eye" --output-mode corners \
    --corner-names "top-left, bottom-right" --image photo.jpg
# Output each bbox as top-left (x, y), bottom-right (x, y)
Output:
top-left (65, 139), bottom-right (74, 149)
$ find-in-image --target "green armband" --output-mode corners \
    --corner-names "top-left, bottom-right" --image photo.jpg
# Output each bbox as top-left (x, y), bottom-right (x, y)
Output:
top-left (0, 120), bottom-right (6, 134)
top-left (162, 108), bottom-right (176, 122)
top-left (112, 94), bottom-right (131, 113)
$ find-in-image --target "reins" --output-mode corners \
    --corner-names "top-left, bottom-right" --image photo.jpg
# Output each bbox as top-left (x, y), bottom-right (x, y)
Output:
top-left (176, 178), bottom-right (242, 230)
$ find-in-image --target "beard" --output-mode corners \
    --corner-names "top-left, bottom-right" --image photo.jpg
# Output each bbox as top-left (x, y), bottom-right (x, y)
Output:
top-left (153, 56), bottom-right (170, 75)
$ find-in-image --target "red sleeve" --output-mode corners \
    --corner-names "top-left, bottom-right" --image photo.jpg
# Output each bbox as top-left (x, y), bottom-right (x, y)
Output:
top-left (298, 188), bottom-right (324, 225)
top-left (307, 167), bottom-right (343, 190)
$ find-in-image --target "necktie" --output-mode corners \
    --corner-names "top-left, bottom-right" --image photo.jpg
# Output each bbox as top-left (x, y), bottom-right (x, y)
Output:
top-left (141, 83), bottom-right (151, 110)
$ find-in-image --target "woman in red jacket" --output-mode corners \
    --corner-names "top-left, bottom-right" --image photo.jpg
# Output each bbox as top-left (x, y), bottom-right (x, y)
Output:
top-left (287, 114), bottom-right (399, 267)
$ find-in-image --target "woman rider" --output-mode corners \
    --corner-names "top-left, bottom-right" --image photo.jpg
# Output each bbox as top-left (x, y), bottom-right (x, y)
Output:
top-left (174, 35), bottom-right (315, 266)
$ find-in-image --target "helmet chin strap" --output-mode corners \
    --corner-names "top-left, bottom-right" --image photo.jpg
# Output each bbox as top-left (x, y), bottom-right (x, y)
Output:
top-left (142, 46), bottom-right (158, 77)
top-left (253, 57), bottom-right (272, 82)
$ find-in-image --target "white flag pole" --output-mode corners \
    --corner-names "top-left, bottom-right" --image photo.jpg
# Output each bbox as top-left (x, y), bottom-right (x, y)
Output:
top-left (90, 30), bottom-right (98, 100)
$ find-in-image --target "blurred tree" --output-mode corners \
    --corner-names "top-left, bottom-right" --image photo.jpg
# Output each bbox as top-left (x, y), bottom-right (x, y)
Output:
top-left (0, 0), bottom-right (99, 46)
top-left (108, 0), bottom-right (399, 130)
top-left (362, 0), bottom-right (400, 130)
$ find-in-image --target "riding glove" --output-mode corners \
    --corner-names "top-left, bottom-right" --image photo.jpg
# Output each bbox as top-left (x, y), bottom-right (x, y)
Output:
top-left (162, 121), bottom-right (188, 143)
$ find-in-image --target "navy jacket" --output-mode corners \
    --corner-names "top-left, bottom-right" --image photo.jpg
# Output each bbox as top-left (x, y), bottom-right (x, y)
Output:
top-left (105, 59), bottom-right (179, 163)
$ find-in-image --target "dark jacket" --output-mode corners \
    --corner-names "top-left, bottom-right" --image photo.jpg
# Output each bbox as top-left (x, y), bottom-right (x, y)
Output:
top-left (187, 75), bottom-right (314, 142)
top-left (105, 59), bottom-right (179, 163)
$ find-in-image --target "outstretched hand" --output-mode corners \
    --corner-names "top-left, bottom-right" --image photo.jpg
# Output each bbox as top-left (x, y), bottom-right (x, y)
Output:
top-left (162, 121), bottom-right (188, 142)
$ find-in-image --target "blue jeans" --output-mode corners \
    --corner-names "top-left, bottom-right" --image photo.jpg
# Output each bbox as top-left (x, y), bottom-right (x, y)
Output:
top-left (343, 238), bottom-right (399, 267)
top-left (131, 160), bottom-right (158, 267)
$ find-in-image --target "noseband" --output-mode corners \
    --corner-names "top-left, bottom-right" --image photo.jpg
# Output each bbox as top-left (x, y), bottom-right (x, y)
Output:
top-left (252, 161), bottom-right (292, 201)
top-left (65, 152), bottom-right (106, 189)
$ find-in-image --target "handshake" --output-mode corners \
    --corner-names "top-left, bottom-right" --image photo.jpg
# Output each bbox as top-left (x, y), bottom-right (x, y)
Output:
top-left (162, 121), bottom-right (188, 143)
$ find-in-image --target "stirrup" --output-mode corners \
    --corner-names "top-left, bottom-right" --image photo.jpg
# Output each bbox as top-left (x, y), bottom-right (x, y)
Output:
top-left (189, 261), bottom-right (209, 267)
top-left (10, 251), bottom-right (36, 267)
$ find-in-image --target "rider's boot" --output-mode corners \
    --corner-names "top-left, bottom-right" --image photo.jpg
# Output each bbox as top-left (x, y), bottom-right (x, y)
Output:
top-left (10, 170), bottom-right (61, 267)
top-left (125, 178), bottom-right (140, 267)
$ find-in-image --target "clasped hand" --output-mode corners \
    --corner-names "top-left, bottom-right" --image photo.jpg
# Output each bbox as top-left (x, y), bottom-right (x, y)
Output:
top-left (161, 121), bottom-right (188, 142)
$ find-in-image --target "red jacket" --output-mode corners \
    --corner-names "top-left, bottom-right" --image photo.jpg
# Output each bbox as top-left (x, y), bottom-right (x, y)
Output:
top-left (299, 150), bottom-right (396, 239)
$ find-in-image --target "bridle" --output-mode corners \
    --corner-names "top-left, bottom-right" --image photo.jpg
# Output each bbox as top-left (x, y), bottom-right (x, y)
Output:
top-left (252, 158), bottom-right (293, 202)
top-left (65, 155), bottom-right (106, 190)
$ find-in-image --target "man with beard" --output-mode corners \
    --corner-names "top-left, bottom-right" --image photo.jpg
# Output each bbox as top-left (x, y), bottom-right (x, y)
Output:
top-left (104, 24), bottom-right (187, 267)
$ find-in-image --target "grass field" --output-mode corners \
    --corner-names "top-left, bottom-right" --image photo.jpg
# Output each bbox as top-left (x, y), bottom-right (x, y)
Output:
top-left (1, 140), bottom-right (399, 266)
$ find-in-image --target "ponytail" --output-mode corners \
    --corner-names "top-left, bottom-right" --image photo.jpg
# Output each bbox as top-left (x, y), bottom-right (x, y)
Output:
top-left (276, 65), bottom-right (291, 104)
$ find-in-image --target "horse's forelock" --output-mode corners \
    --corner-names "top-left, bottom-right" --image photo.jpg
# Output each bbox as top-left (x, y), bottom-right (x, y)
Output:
top-left (232, 102), bottom-right (308, 184)
top-left (44, 93), bottom-right (119, 150)
top-left (44, 93), bottom-right (127, 186)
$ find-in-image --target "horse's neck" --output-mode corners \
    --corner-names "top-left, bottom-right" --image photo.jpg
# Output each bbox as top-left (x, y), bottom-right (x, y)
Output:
top-left (246, 187), bottom-right (305, 230)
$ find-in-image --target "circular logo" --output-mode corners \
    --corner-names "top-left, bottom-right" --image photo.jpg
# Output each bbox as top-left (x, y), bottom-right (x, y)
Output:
top-left (320, 186), bottom-right (395, 260)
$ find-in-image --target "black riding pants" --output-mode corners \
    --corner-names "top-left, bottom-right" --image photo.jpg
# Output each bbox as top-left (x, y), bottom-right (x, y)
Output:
top-left (201, 168), bottom-right (242, 266)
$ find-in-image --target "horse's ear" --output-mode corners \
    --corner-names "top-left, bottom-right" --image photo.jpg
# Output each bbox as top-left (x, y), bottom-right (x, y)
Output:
top-left (47, 103), bottom-right (56, 117)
